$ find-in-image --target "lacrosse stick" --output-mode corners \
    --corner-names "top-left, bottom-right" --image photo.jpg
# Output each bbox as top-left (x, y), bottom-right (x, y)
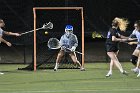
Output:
top-left (21, 22), bottom-right (53, 35)
top-left (47, 38), bottom-right (83, 55)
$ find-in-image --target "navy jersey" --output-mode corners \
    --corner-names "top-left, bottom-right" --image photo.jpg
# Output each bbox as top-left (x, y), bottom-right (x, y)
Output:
top-left (106, 28), bottom-right (120, 46)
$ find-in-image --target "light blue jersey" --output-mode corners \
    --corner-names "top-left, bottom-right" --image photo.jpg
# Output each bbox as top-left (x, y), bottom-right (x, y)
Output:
top-left (131, 29), bottom-right (140, 48)
top-left (60, 33), bottom-right (78, 49)
top-left (0, 28), bottom-right (4, 43)
top-left (0, 28), bottom-right (3, 36)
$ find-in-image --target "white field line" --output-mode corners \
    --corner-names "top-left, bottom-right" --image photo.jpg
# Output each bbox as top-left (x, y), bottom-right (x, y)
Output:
top-left (1, 89), bottom-right (140, 93)
top-left (0, 80), bottom-right (125, 85)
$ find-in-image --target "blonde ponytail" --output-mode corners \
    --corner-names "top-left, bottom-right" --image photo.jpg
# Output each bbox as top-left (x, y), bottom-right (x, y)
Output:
top-left (114, 17), bottom-right (129, 31)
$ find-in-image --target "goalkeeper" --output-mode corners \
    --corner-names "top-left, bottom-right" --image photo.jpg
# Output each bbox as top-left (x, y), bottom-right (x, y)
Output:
top-left (54, 25), bottom-right (85, 71)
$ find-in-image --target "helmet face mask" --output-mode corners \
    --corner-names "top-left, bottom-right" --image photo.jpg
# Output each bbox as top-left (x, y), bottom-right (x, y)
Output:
top-left (65, 25), bottom-right (73, 37)
top-left (65, 29), bottom-right (73, 32)
top-left (65, 30), bottom-right (72, 37)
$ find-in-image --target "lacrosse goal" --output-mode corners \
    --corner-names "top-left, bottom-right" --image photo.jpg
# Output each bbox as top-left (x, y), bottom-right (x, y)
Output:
top-left (33, 7), bottom-right (84, 71)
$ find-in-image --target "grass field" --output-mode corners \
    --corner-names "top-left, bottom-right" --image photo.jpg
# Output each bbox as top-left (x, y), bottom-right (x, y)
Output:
top-left (0, 63), bottom-right (140, 93)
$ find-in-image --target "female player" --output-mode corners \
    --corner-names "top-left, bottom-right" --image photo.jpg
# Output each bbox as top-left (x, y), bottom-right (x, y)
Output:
top-left (105, 17), bottom-right (131, 77)
top-left (54, 25), bottom-right (84, 71)
top-left (0, 19), bottom-right (21, 74)
top-left (128, 20), bottom-right (140, 77)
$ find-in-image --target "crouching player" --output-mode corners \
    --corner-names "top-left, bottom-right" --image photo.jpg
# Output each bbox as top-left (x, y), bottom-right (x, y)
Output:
top-left (54, 25), bottom-right (85, 71)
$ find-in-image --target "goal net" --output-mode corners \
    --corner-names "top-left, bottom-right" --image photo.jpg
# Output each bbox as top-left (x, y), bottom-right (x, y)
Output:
top-left (21, 7), bottom-right (84, 71)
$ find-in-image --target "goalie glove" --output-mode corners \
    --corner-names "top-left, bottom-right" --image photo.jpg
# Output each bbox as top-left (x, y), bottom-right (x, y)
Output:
top-left (71, 46), bottom-right (76, 52)
top-left (61, 46), bottom-right (66, 50)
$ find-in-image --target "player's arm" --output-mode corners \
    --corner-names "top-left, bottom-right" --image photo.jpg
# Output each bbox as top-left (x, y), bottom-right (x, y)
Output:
top-left (128, 42), bottom-right (138, 45)
top-left (111, 30), bottom-right (135, 42)
top-left (3, 31), bottom-right (21, 36)
top-left (120, 35), bottom-right (137, 41)
top-left (73, 35), bottom-right (78, 47)
top-left (120, 35), bottom-right (129, 39)
top-left (0, 36), bottom-right (11, 46)
top-left (111, 33), bottom-right (128, 42)
top-left (112, 35), bottom-right (136, 42)
top-left (71, 35), bottom-right (78, 51)
top-left (60, 35), bottom-right (66, 50)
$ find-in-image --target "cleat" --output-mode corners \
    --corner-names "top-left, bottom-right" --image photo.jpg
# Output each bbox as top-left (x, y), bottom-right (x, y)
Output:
top-left (122, 71), bottom-right (128, 76)
top-left (80, 67), bottom-right (85, 71)
top-left (137, 73), bottom-right (140, 77)
top-left (54, 68), bottom-right (57, 71)
top-left (54, 63), bottom-right (59, 71)
top-left (131, 68), bottom-right (139, 73)
top-left (106, 72), bottom-right (112, 77)
top-left (0, 72), bottom-right (4, 75)
top-left (106, 73), bottom-right (112, 77)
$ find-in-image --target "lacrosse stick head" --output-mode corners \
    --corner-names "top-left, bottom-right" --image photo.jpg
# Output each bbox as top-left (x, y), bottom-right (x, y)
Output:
top-left (42, 22), bottom-right (53, 29)
top-left (48, 38), bottom-right (61, 49)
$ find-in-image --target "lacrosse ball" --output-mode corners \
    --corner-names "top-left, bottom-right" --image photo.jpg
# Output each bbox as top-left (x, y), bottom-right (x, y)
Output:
top-left (45, 31), bottom-right (48, 35)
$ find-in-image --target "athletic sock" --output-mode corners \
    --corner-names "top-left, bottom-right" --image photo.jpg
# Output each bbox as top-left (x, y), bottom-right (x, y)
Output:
top-left (54, 63), bottom-right (59, 69)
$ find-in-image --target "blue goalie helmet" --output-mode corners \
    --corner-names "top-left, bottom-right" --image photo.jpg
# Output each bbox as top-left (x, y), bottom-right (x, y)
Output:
top-left (65, 25), bottom-right (73, 32)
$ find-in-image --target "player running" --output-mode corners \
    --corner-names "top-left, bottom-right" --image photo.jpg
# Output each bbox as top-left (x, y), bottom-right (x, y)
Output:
top-left (128, 20), bottom-right (140, 77)
top-left (0, 19), bottom-right (21, 74)
top-left (105, 17), bottom-right (133, 77)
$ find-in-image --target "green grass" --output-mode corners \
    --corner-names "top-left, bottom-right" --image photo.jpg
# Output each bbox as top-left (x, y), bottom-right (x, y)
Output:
top-left (0, 63), bottom-right (140, 93)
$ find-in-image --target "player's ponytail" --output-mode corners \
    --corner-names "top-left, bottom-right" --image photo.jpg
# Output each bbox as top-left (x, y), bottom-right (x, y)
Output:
top-left (113, 17), bottom-right (129, 31)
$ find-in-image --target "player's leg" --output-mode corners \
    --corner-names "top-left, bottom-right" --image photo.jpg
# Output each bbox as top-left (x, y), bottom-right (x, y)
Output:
top-left (137, 71), bottom-right (140, 77)
top-left (136, 53), bottom-right (140, 77)
top-left (136, 59), bottom-right (140, 77)
top-left (106, 59), bottom-right (114, 77)
top-left (106, 51), bottom-right (118, 77)
top-left (0, 53), bottom-right (4, 75)
top-left (107, 52), bottom-right (127, 75)
top-left (131, 55), bottom-right (138, 66)
top-left (54, 50), bottom-right (64, 71)
top-left (69, 52), bottom-right (85, 71)
top-left (131, 48), bottom-right (139, 66)
top-left (131, 48), bottom-right (139, 73)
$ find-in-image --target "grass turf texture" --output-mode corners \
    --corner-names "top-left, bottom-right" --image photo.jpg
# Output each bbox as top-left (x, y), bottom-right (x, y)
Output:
top-left (0, 63), bottom-right (140, 93)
